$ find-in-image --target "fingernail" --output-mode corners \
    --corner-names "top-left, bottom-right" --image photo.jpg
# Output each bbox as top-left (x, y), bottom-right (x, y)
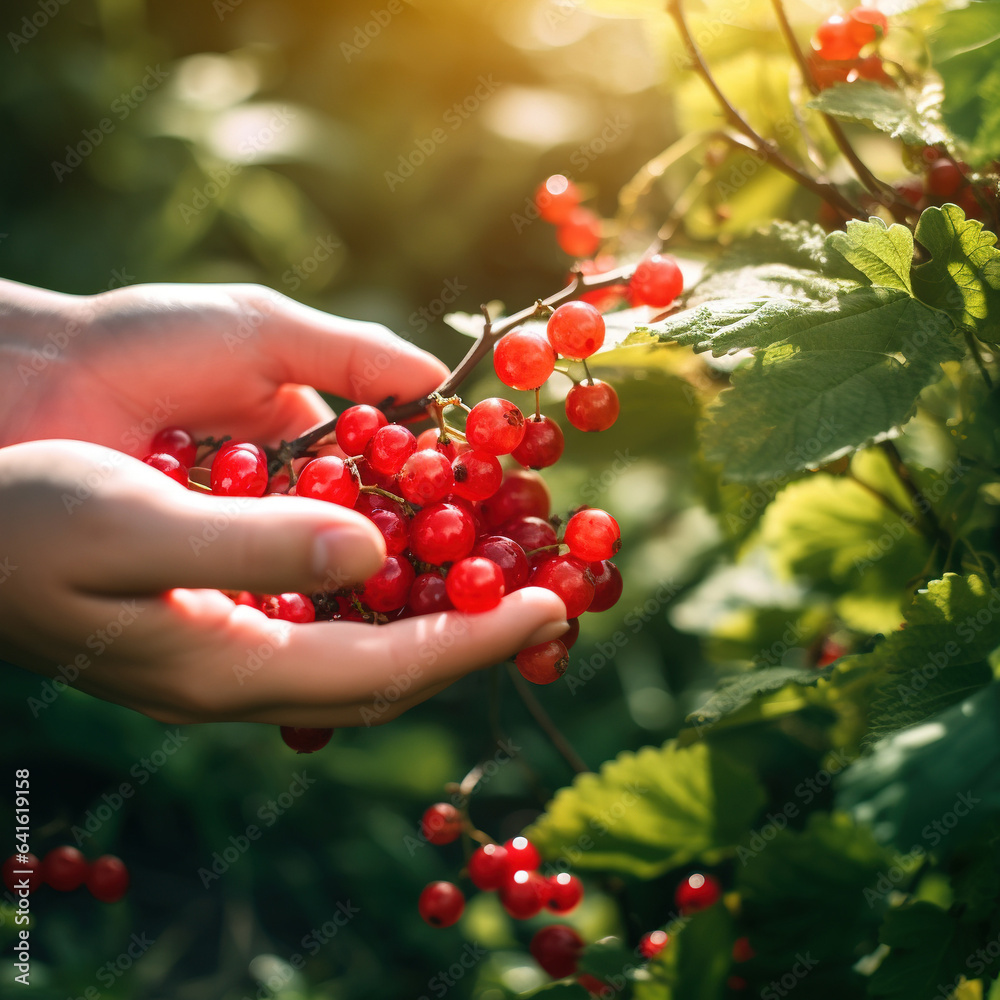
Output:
top-left (312, 524), bottom-right (385, 586)
top-left (523, 620), bottom-right (570, 648)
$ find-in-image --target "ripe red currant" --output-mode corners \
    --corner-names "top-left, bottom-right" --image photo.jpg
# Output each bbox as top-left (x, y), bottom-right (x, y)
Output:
top-left (546, 872), bottom-right (583, 913)
top-left (481, 469), bottom-right (551, 527)
top-left (336, 404), bottom-right (388, 456)
top-left (366, 506), bottom-right (409, 555)
top-left (418, 881), bottom-right (465, 928)
top-left (420, 803), bottom-right (463, 845)
top-left (629, 254), bottom-right (684, 308)
top-left (588, 561), bottom-right (623, 613)
top-left (499, 869), bottom-right (547, 919)
top-left (504, 836), bottom-right (541, 872)
top-left (565, 379), bottom-right (620, 432)
top-left (847, 5), bottom-right (888, 47)
top-left (363, 555), bottom-right (416, 612)
top-left (42, 846), bottom-right (88, 891)
top-left (547, 301), bottom-right (606, 360)
top-left (564, 509), bottom-right (621, 561)
top-left (409, 503), bottom-right (477, 565)
top-left (531, 924), bottom-right (585, 979)
top-left (408, 572), bottom-right (453, 614)
top-left (639, 930), bottom-right (669, 960)
top-left (512, 415), bottom-right (564, 470)
top-left (732, 936), bottom-right (755, 962)
top-left (562, 618), bottom-right (580, 649)
top-left (466, 398), bottom-right (527, 455)
top-left (927, 159), bottom-right (964, 199)
top-left (2, 853), bottom-right (41, 894)
top-left (150, 427), bottom-right (198, 466)
top-left (296, 457), bottom-right (361, 508)
top-left (516, 640), bottom-right (569, 684)
top-left (578, 974), bottom-right (610, 996)
top-left (398, 449), bottom-right (455, 505)
top-left (365, 424), bottom-right (418, 475)
top-left (211, 443), bottom-right (268, 497)
top-left (494, 329), bottom-right (557, 390)
top-left (557, 207), bottom-right (601, 258)
top-left (280, 726), bottom-right (334, 753)
top-left (812, 14), bottom-right (863, 61)
top-left (446, 557), bottom-right (505, 614)
top-left (86, 855), bottom-right (130, 903)
top-left (468, 843), bottom-right (509, 890)
top-left (471, 536), bottom-right (530, 593)
top-left (535, 174), bottom-right (582, 224)
top-left (143, 453), bottom-right (188, 486)
top-left (260, 593), bottom-right (316, 623)
top-left (674, 872), bottom-right (721, 914)
top-left (500, 515), bottom-right (559, 555)
top-left (451, 449), bottom-right (503, 502)
top-left (531, 556), bottom-right (596, 619)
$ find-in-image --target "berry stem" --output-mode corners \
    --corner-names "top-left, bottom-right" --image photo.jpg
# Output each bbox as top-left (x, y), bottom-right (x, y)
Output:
top-left (506, 663), bottom-right (591, 775)
top-left (666, 0), bottom-right (861, 219)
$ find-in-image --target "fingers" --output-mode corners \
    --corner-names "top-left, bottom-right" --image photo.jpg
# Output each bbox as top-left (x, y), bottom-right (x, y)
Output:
top-left (256, 293), bottom-right (449, 405)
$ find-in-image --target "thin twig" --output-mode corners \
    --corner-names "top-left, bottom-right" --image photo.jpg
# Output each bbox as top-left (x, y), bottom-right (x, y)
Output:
top-left (666, 0), bottom-right (861, 219)
top-left (506, 663), bottom-right (591, 775)
top-left (965, 330), bottom-right (994, 390)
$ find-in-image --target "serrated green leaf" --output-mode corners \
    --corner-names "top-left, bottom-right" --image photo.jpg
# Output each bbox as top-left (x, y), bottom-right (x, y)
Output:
top-left (807, 80), bottom-right (949, 147)
top-left (912, 204), bottom-right (1000, 336)
top-left (861, 572), bottom-right (1000, 741)
top-left (524, 741), bottom-right (766, 879)
top-left (868, 901), bottom-right (981, 1000)
top-left (827, 218), bottom-right (914, 292)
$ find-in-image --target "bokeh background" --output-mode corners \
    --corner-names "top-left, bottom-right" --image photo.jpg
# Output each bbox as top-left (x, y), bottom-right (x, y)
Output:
top-left (0, 0), bottom-right (850, 996)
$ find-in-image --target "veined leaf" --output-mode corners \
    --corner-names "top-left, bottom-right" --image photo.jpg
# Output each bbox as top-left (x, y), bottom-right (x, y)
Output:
top-left (827, 217), bottom-right (914, 292)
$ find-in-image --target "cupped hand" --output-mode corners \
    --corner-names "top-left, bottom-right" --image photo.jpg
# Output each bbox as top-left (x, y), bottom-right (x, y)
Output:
top-left (0, 440), bottom-right (569, 725)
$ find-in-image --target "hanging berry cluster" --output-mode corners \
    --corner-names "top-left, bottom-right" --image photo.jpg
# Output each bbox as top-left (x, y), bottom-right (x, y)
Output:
top-left (3, 848), bottom-right (129, 903)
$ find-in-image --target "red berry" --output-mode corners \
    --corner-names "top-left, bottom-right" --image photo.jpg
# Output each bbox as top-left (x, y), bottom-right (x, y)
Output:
top-left (211, 443), bottom-right (268, 497)
top-left (408, 572), bottom-right (453, 614)
top-left (565, 380), bottom-right (619, 432)
top-left (927, 159), bottom-right (965, 199)
top-left (557, 207), bottom-right (601, 258)
top-left (639, 930), bottom-right (669, 960)
top-left (732, 936), bottom-right (755, 962)
top-left (812, 14), bottom-right (862, 61)
top-left (354, 491), bottom-right (406, 518)
top-left (260, 593), bottom-right (316, 623)
top-left (499, 869), bottom-right (546, 919)
top-left (409, 502), bottom-right (477, 565)
top-left (494, 329), bottom-right (557, 390)
top-left (3, 853), bottom-right (41, 894)
top-left (336, 404), bottom-right (387, 456)
top-left (86, 855), bottom-right (130, 903)
top-left (143, 452), bottom-right (188, 486)
top-left (363, 555), bottom-right (415, 611)
top-left (232, 591), bottom-right (260, 608)
top-left (366, 506), bottom-right (409, 555)
top-left (530, 924), bottom-right (584, 979)
top-left (847, 5), bottom-right (888, 47)
top-left (482, 469), bottom-right (551, 527)
top-left (150, 427), bottom-right (198, 466)
top-left (564, 509), bottom-right (621, 561)
top-left (588, 561), bottom-right (623, 613)
top-left (531, 556), bottom-right (596, 619)
top-left (398, 449), bottom-right (455, 505)
top-left (280, 726), bottom-right (334, 753)
top-left (366, 424), bottom-right (418, 475)
top-left (468, 843), bottom-right (509, 890)
top-left (516, 640), bottom-right (569, 684)
top-left (451, 449), bottom-right (503, 502)
top-left (629, 254), bottom-right (683, 307)
top-left (466, 398), bottom-right (527, 455)
top-left (418, 881), bottom-right (465, 928)
top-left (578, 974), bottom-right (610, 996)
top-left (500, 515), bottom-right (559, 555)
top-left (851, 54), bottom-right (893, 85)
top-left (546, 872), bottom-right (583, 913)
top-left (446, 557), bottom-right (505, 613)
top-left (535, 174), bottom-right (582, 225)
top-left (562, 618), bottom-right (580, 649)
top-left (727, 975), bottom-right (748, 991)
top-left (504, 836), bottom-right (541, 872)
top-left (547, 301), bottom-right (606, 360)
top-left (471, 535), bottom-right (530, 593)
top-left (893, 176), bottom-right (925, 208)
top-left (296, 456), bottom-right (361, 507)
top-left (674, 872), bottom-right (721, 914)
top-left (42, 845), bottom-right (88, 891)
top-left (354, 456), bottom-right (398, 492)
top-left (420, 802), bottom-right (462, 845)
top-left (512, 415), bottom-right (564, 469)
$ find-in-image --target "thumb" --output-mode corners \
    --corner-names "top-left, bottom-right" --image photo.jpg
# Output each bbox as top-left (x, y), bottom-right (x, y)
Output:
top-left (76, 462), bottom-right (387, 596)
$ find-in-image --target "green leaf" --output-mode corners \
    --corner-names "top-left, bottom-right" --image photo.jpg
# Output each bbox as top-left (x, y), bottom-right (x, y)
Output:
top-left (578, 937), bottom-right (634, 983)
top-left (827, 217), bottom-right (914, 293)
top-left (838, 681), bottom-right (1000, 853)
top-left (862, 572), bottom-right (1000, 742)
top-left (868, 901), bottom-right (981, 1000)
top-left (807, 80), bottom-right (949, 147)
top-left (524, 740), bottom-right (766, 879)
top-left (912, 204), bottom-right (1000, 336)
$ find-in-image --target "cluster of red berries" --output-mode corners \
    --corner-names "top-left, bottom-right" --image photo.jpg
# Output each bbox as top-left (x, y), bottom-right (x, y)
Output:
top-left (809, 5), bottom-right (891, 89)
top-left (534, 175), bottom-right (603, 259)
top-left (2, 848), bottom-right (129, 903)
